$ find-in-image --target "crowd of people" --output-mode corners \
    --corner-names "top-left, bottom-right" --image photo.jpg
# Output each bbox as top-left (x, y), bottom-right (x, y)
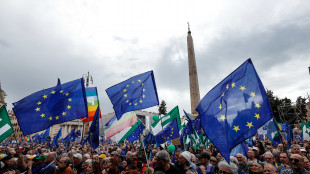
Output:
top-left (0, 139), bottom-right (309, 174)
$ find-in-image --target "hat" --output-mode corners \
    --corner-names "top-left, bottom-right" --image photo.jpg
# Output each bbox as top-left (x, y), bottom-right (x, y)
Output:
top-left (301, 148), bottom-right (307, 152)
top-left (85, 159), bottom-right (93, 163)
top-left (155, 150), bottom-right (170, 162)
top-left (73, 153), bottom-right (82, 160)
top-left (28, 155), bottom-right (36, 160)
top-left (252, 147), bottom-right (259, 151)
top-left (99, 154), bottom-right (106, 159)
top-left (83, 154), bottom-right (90, 159)
top-left (180, 151), bottom-right (191, 162)
top-left (33, 155), bottom-right (46, 160)
top-left (0, 154), bottom-right (11, 161)
top-left (197, 151), bottom-right (211, 160)
top-left (111, 151), bottom-right (118, 156)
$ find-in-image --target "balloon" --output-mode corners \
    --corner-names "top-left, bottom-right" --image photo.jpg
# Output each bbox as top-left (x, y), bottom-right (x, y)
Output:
top-left (153, 115), bottom-right (159, 122)
top-left (168, 144), bottom-right (175, 153)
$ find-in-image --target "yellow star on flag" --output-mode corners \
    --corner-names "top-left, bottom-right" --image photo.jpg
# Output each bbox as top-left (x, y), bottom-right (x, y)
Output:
top-left (254, 113), bottom-right (260, 120)
top-left (43, 94), bottom-right (48, 99)
top-left (40, 113), bottom-right (45, 118)
top-left (56, 116), bottom-right (59, 120)
top-left (142, 83), bottom-right (144, 86)
top-left (68, 98), bottom-right (72, 102)
top-left (132, 81), bottom-right (135, 83)
top-left (220, 115), bottom-right (226, 121)
top-left (139, 100), bottom-right (142, 103)
top-left (246, 122), bottom-right (254, 129)
top-left (226, 84), bottom-right (229, 89)
top-left (51, 91), bottom-right (56, 94)
top-left (65, 93), bottom-right (69, 96)
top-left (62, 112), bottom-right (66, 116)
top-left (134, 103), bottom-right (137, 106)
top-left (127, 85), bottom-right (129, 87)
top-left (143, 89), bottom-right (145, 92)
top-left (126, 100), bottom-right (129, 103)
top-left (233, 126), bottom-right (240, 132)
top-left (221, 92), bottom-right (225, 97)
top-left (60, 90), bottom-right (63, 93)
top-left (219, 104), bottom-right (222, 110)
top-left (240, 86), bottom-right (246, 91)
top-left (232, 82), bottom-right (236, 88)
top-left (129, 103), bottom-right (132, 105)
top-left (138, 80), bottom-right (141, 82)
top-left (124, 89), bottom-right (127, 92)
top-left (255, 103), bottom-right (261, 109)
top-left (143, 95), bottom-right (145, 98)
top-left (251, 92), bottom-right (256, 97)
top-left (124, 94), bottom-right (127, 97)
top-left (37, 101), bottom-right (42, 105)
top-left (49, 116), bottom-right (52, 120)
top-left (35, 107), bottom-right (40, 112)
top-left (67, 105), bottom-right (71, 109)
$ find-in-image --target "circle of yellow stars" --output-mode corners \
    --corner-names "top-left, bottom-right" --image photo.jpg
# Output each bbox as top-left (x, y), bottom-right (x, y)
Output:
top-left (123, 79), bottom-right (146, 106)
top-left (217, 82), bottom-right (262, 133)
top-left (36, 90), bottom-right (72, 121)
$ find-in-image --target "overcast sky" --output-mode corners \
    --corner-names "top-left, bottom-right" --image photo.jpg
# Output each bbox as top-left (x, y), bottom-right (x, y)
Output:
top-left (0, 0), bottom-right (309, 115)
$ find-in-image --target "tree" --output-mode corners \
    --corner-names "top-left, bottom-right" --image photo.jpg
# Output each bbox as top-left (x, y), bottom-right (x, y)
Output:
top-left (266, 89), bottom-right (282, 121)
top-left (296, 96), bottom-right (307, 120)
top-left (158, 100), bottom-right (167, 115)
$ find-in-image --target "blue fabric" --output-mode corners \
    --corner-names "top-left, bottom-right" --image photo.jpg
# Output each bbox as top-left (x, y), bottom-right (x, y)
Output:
top-left (13, 78), bottom-right (88, 135)
top-left (106, 71), bottom-right (159, 120)
top-left (143, 132), bottom-right (157, 147)
top-left (265, 119), bottom-right (281, 145)
top-left (156, 119), bottom-right (180, 144)
top-left (126, 122), bottom-right (144, 143)
top-left (88, 106), bottom-right (100, 149)
top-left (182, 110), bottom-right (195, 136)
top-left (41, 128), bottom-right (50, 145)
top-left (52, 128), bottom-right (62, 148)
top-left (230, 141), bottom-right (249, 158)
top-left (196, 59), bottom-right (273, 162)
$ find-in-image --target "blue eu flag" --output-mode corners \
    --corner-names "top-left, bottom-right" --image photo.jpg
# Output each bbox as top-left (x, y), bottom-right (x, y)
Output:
top-left (182, 110), bottom-right (195, 136)
top-left (52, 128), bottom-right (62, 148)
top-left (143, 132), bottom-right (157, 147)
top-left (156, 119), bottom-right (180, 144)
top-left (196, 59), bottom-right (273, 162)
top-left (106, 71), bottom-right (159, 120)
top-left (13, 78), bottom-right (88, 135)
top-left (88, 106), bottom-right (99, 149)
top-left (126, 123), bottom-right (144, 143)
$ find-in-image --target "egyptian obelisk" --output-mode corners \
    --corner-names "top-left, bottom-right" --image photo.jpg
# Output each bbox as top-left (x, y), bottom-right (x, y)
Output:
top-left (187, 23), bottom-right (200, 115)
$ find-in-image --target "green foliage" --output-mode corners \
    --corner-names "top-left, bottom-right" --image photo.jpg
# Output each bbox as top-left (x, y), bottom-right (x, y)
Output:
top-left (158, 100), bottom-right (167, 115)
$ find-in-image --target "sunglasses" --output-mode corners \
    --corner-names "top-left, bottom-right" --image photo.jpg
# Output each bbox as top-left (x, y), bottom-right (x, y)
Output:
top-left (290, 158), bottom-right (300, 163)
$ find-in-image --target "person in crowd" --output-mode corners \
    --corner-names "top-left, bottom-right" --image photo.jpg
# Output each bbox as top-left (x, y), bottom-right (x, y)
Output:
top-left (291, 145), bottom-right (301, 155)
top-left (247, 161), bottom-right (261, 174)
top-left (282, 154), bottom-right (308, 174)
top-left (72, 153), bottom-right (83, 174)
top-left (41, 152), bottom-right (56, 174)
top-left (153, 150), bottom-right (180, 174)
top-left (263, 163), bottom-right (278, 174)
top-left (235, 153), bottom-right (247, 173)
top-left (277, 144), bottom-right (284, 152)
top-left (218, 161), bottom-right (239, 174)
top-left (85, 161), bottom-right (100, 174)
top-left (56, 157), bottom-right (72, 174)
top-left (247, 150), bottom-right (257, 163)
top-left (175, 151), bottom-right (197, 174)
top-left (303, 156), bottom-right (310, 171)
top-left (197, 151), bottom-right (214, 174)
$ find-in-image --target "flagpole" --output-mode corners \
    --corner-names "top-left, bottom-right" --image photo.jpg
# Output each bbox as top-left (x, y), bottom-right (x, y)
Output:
top-left (137, 123), bottom-right (149, 167)
top-left (272, 118), bottom-right (293, 170)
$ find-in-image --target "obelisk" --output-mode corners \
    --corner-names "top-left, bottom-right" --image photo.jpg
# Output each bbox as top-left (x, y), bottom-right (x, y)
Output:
top-left (187, 23), bottom-right (200, 115)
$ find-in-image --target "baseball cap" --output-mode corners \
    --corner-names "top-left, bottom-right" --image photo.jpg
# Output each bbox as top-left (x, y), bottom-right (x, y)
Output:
top-left (33, 155), bottom-right (46, 160)
top-left (155, 150), bottom-right (170, 162)
top-left (197, 151), bottom-right (211, 160)
top-left (73, 153), bottom-right (82, 160)
top-left (252, 147), bottom-right (259, 151)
